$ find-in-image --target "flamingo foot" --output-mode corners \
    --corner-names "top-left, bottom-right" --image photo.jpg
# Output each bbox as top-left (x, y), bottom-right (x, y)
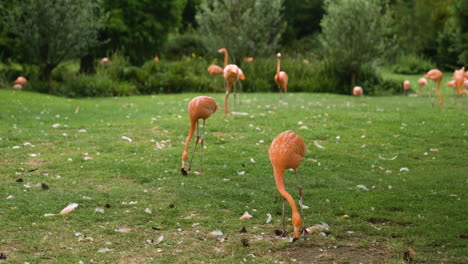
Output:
top-left (181, 168), bottom-right (188, 176)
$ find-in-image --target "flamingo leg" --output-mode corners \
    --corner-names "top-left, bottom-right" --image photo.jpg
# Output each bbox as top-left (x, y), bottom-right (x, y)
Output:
top-left (199, 119), bottom-right (206, 173)
top-left (294, 169), bottom-right (308, 235)
top-left (278, 86), bottom-right (283, 103)
top-left (281, 198), bottom-right (287, 237)
top-left (233, 83), bottom-right (237, 109)
top-left (187, 120), bottom-right (200, 172)
top-left (238, 81), bottom-right (243, 105)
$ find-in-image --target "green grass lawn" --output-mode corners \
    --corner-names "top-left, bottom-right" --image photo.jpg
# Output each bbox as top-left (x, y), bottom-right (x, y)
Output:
top-left (0, 89), bottom-right (467, 263)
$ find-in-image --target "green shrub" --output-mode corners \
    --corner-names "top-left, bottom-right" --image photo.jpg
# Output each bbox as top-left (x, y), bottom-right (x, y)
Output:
top-left (59, 74), bottom-right (135, 97)
top-left (391, 53), bottom-right (436, 74)
top-left (96, 51), bottom-right (131, 81)
top-left (164, 34), bottom-right (208, 60)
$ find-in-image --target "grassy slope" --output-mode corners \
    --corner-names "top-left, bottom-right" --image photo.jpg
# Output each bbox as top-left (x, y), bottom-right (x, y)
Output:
top-left (0, 89), bottom-right (467, 263)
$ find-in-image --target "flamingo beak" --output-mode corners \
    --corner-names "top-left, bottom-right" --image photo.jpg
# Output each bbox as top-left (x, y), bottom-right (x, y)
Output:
top-left (181, 168), bottom-right (188, 176)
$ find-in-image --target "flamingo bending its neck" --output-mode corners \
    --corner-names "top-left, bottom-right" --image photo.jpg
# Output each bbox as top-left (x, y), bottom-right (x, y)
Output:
top-left (269, 131), bottom-right (307, 242)
top-left (181, 96), bottom-right (218, 175)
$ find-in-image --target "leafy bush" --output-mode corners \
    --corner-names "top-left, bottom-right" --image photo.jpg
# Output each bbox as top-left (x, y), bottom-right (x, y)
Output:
top-left (59, 74), bottom-right (135, 97)
top-left (391, 53), bottom-right (436, 74)
top-left (165, 33), bottom-right (208, 60)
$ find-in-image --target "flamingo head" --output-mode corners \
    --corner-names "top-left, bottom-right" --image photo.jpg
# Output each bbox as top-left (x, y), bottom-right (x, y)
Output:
top-left (424, 69), bottom-right (442, 82)
top-left (291, 211), bottom-right (301, 242)
top-left (277, 53), bottom-right (282, 58)
top-left (217, 48), bottom-right (227, 54)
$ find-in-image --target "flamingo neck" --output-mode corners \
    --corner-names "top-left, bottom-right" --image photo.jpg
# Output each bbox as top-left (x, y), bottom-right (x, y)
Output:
top-left (276, 57), bottom-right (281, 75)
top-left (273, 166), bottom-right (301, 228)
top-left (223, 50), bottom-right (228, 68)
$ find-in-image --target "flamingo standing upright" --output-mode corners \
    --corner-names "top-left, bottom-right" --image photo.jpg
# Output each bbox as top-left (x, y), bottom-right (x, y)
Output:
top-left (353, 86), bottom-right (363, 96)
top-left (417, 77), bottom-right (428, 96)
top-left (403, 80), bottom-right (410, 95)
top-left (424, 69), bottom-right (443, 107)
top-left (223, 64), bottom-right (240, 117)
top-left (274, 53), bottom-right (288, 101)
top-left (269, 131), bottom-right (307, 242)
top-left (181, 96), bottom-right (219, 175)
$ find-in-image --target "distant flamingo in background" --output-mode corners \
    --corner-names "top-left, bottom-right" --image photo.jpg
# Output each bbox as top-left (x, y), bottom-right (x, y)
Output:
top-left (223, 64), bottom-right (240, 117)
top-left (424, 69), bottom-right (443, 107)
top-left (207, 64), bottom-right (223, 75)
top-left (181, 96), bottom-right (219, 175)
top-left (453, 67), bottom-right (465, 95)
top-left (274, 53), bottom-right (289, 101)
top-left (353, 86), bottom-right (363, 96)
top-left (269, 131), bottom-right (307, 242)
top-left (403, 80), bottom-right (410, 94)
top-left (100, 57), bottom-right (110, 65)
top-left (15, 76), bottom-right (27, 86)
top-left (417, 77), bottom-right (428, 96)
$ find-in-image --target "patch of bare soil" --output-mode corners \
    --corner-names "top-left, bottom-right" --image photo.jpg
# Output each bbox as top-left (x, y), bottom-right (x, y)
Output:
top-left (275, 240), bottom-right (389, 264)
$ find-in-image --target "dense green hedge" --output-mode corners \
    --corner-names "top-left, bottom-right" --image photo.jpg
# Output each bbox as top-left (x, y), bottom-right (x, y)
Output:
top-left (1, 55), bottom-right (400, 97)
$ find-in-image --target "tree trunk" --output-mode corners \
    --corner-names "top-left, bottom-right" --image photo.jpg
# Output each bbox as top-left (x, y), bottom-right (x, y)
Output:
top-left (79, 54), bottom-right (96, 74)
top-left (351, 71), bottom-right (357, 88)
top-left (41, 64), bottom-right (55, 94)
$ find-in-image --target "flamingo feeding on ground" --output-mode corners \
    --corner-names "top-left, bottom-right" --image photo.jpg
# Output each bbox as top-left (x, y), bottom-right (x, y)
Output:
top-left (353, 86), bottom-right (363, 96)
top-left (424, 69), bottom-right (443, 107)
top-left (269, 131), bottom-right (307, 242)
top-left (453, 67), bottom-right (465, 95)
top-left (274, 53), bottom-right (289, 101)
top-left (417, 77), bottom-right (428, 96)
top-left (403, 80), bottom-right (410, 94)
top-left (181, 96), bottom-right (219, 175)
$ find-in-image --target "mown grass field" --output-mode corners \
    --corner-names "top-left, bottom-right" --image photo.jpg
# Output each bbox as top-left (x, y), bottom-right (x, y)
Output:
top-left (0, 87), bottom-right (467, 263)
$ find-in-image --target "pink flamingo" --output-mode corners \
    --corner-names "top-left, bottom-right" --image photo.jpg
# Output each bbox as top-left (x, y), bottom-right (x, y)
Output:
top-left (424, 69), bottom-right (443, 107)
top-left (269, 131), bottom-right (307, 242)
top-left (353, 86), bottom-right (363, 96)
top-left (181, 96), bottom-right (219, 175)
top-left (274, 53), bottom-right (289, 101)
top-left (453, 67), bottom-right (465, 95)
top-left (417, 77), bottom-right (428, 96)
top-left (403, 80), bottom-right (410, 94)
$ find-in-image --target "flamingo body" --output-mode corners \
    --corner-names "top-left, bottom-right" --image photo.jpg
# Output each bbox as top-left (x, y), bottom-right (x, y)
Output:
top-left (453, 67), bottom-right (465, 95)
top-left (269, 131), bottom-right (306, 241)
top-left (353, 86), bottom-right (363, 96)
top-left (208, 64), bottom-right (223, 75)
top-left (181, 96), bottom-right (218, 175)
top-left (15, 76), bottom-right (27, 85)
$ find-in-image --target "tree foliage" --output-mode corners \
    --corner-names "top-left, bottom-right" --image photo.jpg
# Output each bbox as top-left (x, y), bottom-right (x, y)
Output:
top-left (320, 0), bottom-right (389, 87)
top-left (101, 0), bottom-right (186, 64)
top-left (3, 0), bottom-right (105, 91)
top-left (196, 0), bottom-right (285, 65)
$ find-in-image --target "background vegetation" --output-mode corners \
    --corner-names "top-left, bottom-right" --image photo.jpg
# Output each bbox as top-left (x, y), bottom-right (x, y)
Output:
top-left (0, 0), bottom-right (467, 97)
